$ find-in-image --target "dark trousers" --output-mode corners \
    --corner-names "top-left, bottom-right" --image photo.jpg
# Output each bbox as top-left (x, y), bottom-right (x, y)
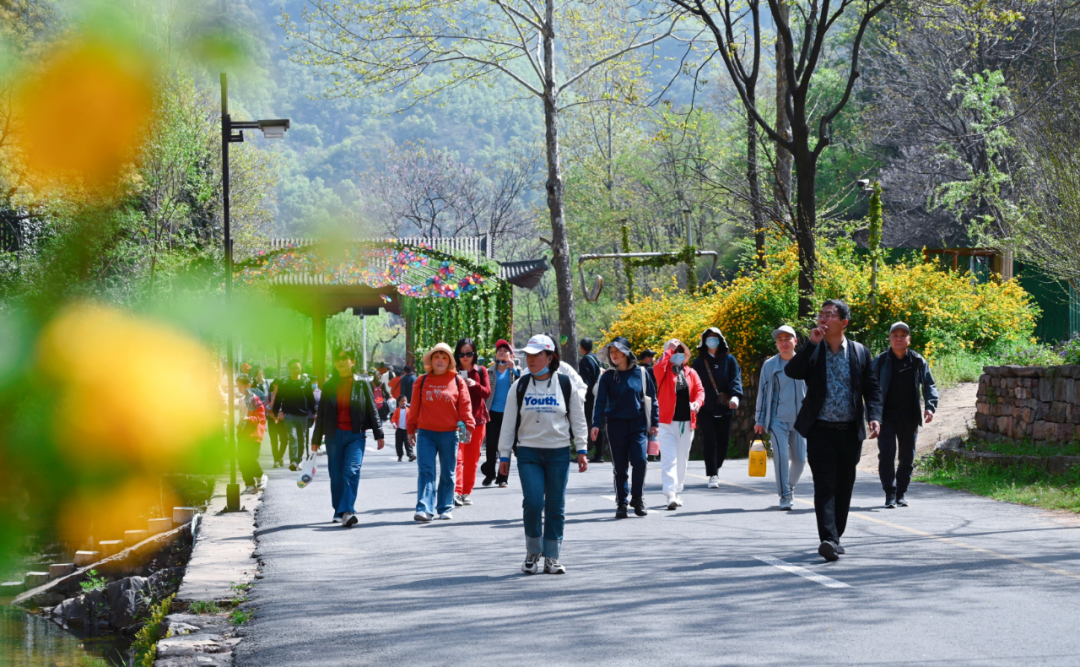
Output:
top-left (585, 395), bottom-right (607, 461)
top-left (395, 428), bottom-right (414, 459)
top-left (238, 436), bottom-right (264, 487)
top-left (480, 411), bottom-right (508, 484)
top-left (807, 421), bottom-right (862, 545)
top-left (699, 412), bottom-right (733, 476)
top-left (268, 418), bottom-right (287, 464)
top-left (607, 417), bottom-right (648, 505)
top-left (878, 420), bottom-right (919, 498)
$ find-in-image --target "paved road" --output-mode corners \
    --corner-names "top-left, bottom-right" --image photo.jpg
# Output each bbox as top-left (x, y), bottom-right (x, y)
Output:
top-left (237, 443), bottom-right (1080, 666)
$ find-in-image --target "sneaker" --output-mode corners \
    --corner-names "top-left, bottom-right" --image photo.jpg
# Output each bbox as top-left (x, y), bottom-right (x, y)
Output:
top-left (482, 475), bottom-right (494, 487)
top-left (544, 557), bottom-right (566, 574)
top-left (461, 495), bottom-right (473, 506)
top-left (413, 512), bottom-right (433, 522)
top-left (615, 503), bottom-right (628, 519)
top-left (242, 485), bottom-right (257, 494)
top-left (675, 495), bottom-right (684, 507)
top-left (332, 514), bottom-right (343, 523)
top-left (497, 481), bottom-right (508, 488)
top-left (408, 455), bottom-right (417, 462)
top-left (707, 475), bottom-right (720, 489)
top-left (438, 512), bottom-right (453, 520)
top-left (521, 552), bottom-right (541, 574)
top-left (818, 540), bottom-right (840, 562)
top-left (289, 463), bottom-right (297, 472)
top-left (897, 495), bottom-right (909, 507)
top-left (885, 496), bottom-right (897, 509)
top-left (342, 512), bottom-right (358, 528)
top-left (666, 494), bottom-right (678, 511)
top-left (631, 498), bottom-right (648, 517)
top-left (398, 456), bottom-right (403, 462)
top-left (258, 474), bottom-right (268, 490)
top-left (836, 542), bottom-right (846, 555)
top-left (454, 494), bottom-right (464, 507)
top-left (779, 496), bottom-right (793, 511)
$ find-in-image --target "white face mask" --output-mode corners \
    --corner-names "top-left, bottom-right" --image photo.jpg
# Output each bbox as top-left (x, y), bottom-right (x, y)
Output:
top-left (705, 337), bottom-right (720, 350)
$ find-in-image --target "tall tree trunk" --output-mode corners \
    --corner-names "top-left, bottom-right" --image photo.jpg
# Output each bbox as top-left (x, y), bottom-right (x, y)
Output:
top-left (775, 0), bottom-right (793, 219)
top-left (793, 141), bottom-right (817, 318)
top-left (543, 1), bottom-right (578, 367)
top-left (746, 95), bottom-right (766, 269)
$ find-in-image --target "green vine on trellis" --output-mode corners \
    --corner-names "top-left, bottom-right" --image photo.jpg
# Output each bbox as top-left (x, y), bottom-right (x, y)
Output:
top-left (625, 244), bottom-right (698, 294)
top-left (400, 279), bottom-right (512, 361)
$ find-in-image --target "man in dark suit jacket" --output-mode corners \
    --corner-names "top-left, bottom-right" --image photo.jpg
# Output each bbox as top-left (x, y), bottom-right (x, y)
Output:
top-left (785, 299), bottom-right (883, 562)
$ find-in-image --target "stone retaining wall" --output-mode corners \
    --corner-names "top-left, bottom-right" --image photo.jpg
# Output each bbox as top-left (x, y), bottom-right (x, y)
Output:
top-left (975, 365), bottom-right (1080, 443)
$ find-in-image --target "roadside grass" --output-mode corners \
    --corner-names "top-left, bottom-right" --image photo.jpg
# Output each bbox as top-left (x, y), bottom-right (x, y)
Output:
top-left (187, 600), bottom-right (221, 615)
top-left (185, 580), bottom-right (254, 624)
top-left (931, 349), bottom-right (991, 389)
top-left (916, 454), bottom-right (1080, 513)
top-left (962, 439), bottom-right (1080, 458)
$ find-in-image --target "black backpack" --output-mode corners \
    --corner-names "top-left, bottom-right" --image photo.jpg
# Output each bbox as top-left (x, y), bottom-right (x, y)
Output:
top-left (512, 373), bottom-right (574, 446)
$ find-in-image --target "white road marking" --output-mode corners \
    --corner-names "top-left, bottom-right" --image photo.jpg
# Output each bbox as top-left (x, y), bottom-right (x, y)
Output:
top-left (754, 555), bottom-right (851, 589)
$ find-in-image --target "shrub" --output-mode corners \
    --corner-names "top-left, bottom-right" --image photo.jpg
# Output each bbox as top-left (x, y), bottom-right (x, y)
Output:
top-left (606, 240), bottom-right (1038, 374)
top-left (130, 593), bottom-right (175, 667)
top-left (1059, 336), bottom-right (1080, 365)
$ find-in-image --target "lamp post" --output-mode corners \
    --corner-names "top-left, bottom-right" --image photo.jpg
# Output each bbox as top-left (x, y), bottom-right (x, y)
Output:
top-left (221, 72), bottom-right (290, 511)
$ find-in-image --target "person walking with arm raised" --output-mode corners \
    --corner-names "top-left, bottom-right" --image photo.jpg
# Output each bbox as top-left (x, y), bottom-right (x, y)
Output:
top-left (784, 300), bottom-right (883, 561)
top-left (653, 339), bottom-right (705, 510)
top-left (498, 335), bottom-right (588, 574)
top-left (482, 340), bottom-right (519, 488)
top-left (591, 336), bottom-right (659, 519)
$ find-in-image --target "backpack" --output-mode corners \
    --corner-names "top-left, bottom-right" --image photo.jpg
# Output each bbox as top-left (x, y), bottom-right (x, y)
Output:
top-left (513, 373), bottom-right (573, 446)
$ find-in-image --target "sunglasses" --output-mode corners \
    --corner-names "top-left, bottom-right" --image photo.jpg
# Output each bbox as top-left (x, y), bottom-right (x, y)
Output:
top-left (459, 351), bottom-right (476, 358)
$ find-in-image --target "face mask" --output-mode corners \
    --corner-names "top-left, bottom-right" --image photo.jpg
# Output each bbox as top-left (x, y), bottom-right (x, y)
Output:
top-left (706, 337), bottom-right (720, 350)
top-left (671, 353), bottom-right (686, 366)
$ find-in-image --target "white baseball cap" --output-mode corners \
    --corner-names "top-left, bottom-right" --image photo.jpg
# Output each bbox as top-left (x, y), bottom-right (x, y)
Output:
top-left (771, 325), bottom-right (797, 340)
top-left (522, 334), bottom-right (556, 354)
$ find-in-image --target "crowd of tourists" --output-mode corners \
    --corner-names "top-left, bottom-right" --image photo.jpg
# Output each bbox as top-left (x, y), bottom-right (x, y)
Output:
top-left (228, 298), bottom-right (938, 573)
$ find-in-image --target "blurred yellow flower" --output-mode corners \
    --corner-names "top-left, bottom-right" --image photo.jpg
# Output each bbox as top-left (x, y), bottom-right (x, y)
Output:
top-left (15, 40), bottom-right (157, 189)
top-left (36, 303), bottom-right (220, 470)
top-left (58, 478), bottom-right (177, 546)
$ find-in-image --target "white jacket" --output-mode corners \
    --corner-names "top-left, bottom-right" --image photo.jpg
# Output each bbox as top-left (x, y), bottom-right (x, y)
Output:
top-left (498, 374), bottom-right (589, 459)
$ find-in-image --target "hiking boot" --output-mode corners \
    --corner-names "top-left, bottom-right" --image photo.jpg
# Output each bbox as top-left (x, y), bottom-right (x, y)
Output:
top-left (544, 558), bottom-right (566, 574)
top-left (615, 503), bottom-right (629, 519)
top-left (631, 498), bottom-right (648, 517)
top-left (521, 552), bottom-right (541, 574)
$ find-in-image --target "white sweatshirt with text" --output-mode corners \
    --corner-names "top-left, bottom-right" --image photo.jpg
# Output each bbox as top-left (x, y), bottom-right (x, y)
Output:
top-left (498, 374), bottom-right (589, 460)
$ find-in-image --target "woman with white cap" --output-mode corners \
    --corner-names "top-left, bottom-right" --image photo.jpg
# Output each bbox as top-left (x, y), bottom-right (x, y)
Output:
top-left (406, 342), bottom-right (476, 521)
top-left (591, 336), bottom-right (659, 518)
top-left (498, 334), bottom-right (589, 574)
top-left (754, 325), bottom-right (807, 510)
top-left (653, 338), bottom-right (705, 510)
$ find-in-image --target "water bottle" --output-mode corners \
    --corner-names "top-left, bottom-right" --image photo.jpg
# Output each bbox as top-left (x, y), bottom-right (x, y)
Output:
top-left (457, 420), bottom-right (468, 443)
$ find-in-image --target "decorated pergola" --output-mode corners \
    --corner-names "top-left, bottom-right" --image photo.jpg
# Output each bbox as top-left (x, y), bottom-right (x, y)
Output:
top-left (235, 236), bottom-right (546, 379)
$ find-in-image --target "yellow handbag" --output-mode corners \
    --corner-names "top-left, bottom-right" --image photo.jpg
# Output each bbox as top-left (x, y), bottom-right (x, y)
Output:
top-left (748, 438), bottom-right (768, 477)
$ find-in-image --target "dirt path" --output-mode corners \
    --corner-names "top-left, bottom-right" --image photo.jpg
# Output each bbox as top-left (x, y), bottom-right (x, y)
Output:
top-left (859, 382), bottom-right (978, 472)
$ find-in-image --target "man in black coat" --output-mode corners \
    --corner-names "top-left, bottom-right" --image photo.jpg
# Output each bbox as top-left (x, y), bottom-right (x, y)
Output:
top-left (785, 299), bottom-right (882, 562)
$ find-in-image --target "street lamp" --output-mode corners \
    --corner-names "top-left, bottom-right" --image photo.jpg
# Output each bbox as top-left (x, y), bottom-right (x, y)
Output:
top-left (221, 72), bottom-right (290, 511)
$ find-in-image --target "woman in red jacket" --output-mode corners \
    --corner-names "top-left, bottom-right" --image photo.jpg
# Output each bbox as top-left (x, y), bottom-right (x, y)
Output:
top-left (453, 338), bottom-right (491, 507)
top-left (654, 339), bottom-right (705, 510)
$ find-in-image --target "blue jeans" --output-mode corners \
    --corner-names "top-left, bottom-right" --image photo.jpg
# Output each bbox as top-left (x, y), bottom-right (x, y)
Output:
top-left (517, 446), bottom-right (571, 559)
top-left (607, 417), bottom-right (648, 505)
top-left (416, 429), bottom-right (458, 515)
top-left (326, 429), bottom-right (367, 515)
top-left (284, 414), bottom-right (309, 464)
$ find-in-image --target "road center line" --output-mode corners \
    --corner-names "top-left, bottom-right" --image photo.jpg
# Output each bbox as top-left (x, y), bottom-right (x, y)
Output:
top-left (689, 473), bottom-right (1080, 582)
top-left (754, 555), bottom-right (851, 588)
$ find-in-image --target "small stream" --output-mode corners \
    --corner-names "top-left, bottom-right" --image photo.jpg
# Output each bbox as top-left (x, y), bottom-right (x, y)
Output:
top-left (0, 606), bottom-right (129, 666)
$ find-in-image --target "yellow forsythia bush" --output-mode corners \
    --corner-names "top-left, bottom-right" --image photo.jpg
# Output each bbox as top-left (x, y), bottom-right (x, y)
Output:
top-left (605, 242), bottom-right (1037, 373)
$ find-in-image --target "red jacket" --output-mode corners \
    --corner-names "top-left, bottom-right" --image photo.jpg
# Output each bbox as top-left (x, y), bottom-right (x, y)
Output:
top-left (240, 392), bottom-right (267, 441)
top-left (654, 348), bottom-right (706, 428)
